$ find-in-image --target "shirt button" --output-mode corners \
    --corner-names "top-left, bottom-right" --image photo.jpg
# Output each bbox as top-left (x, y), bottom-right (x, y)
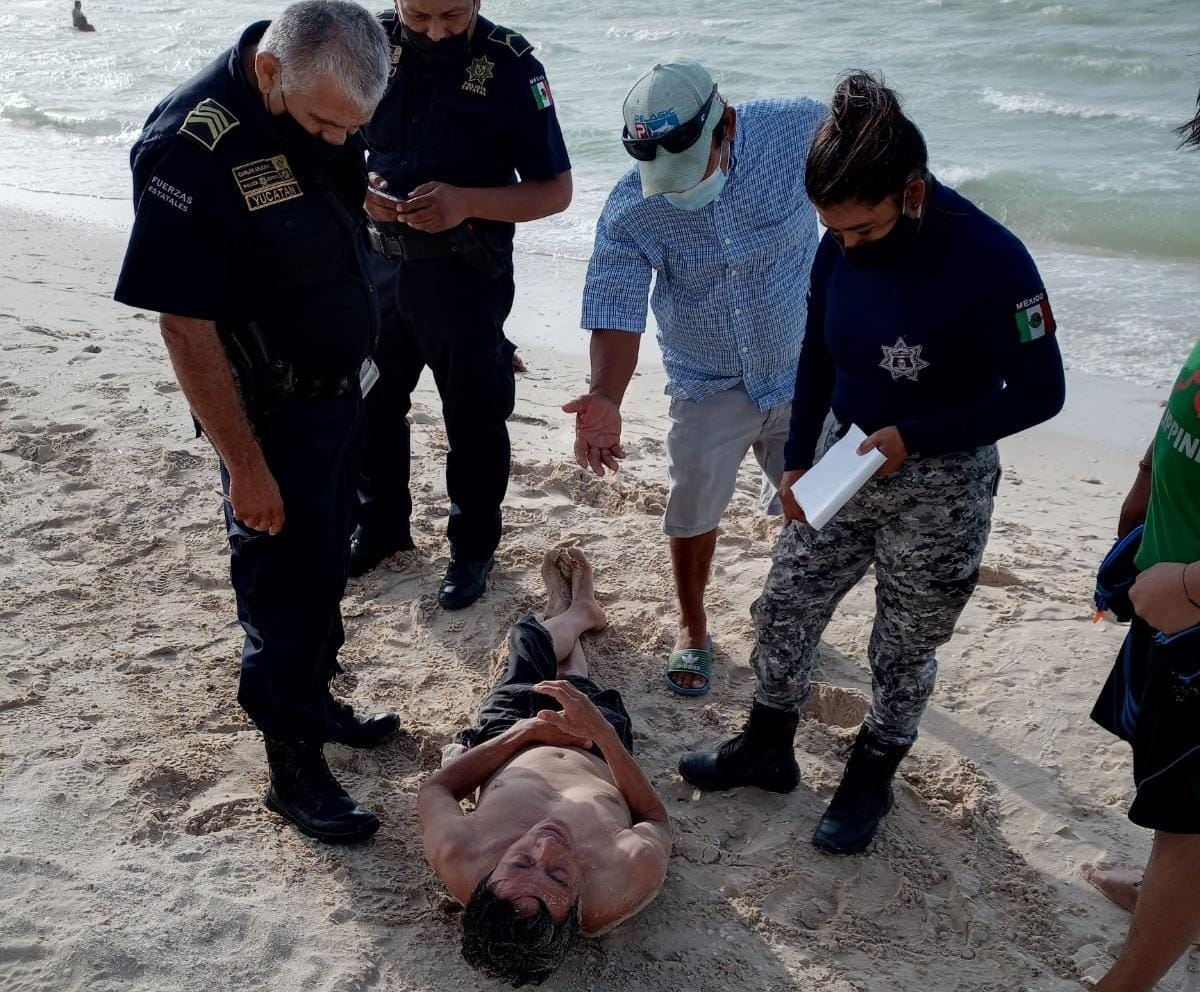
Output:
top-left (411, 115), bottom-right (419, 123)
top-left (724, 238), bottom-right (731, 245)
top-left (742, 346), bottom-right (749, 354)
top-left (734, 308), bottom-right (741, 316)
top-left (729, 268), bottom-right (737, 277)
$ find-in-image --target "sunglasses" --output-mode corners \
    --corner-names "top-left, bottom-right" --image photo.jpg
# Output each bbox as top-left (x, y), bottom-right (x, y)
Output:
top-left (622, 86), bottom-right (719, 161)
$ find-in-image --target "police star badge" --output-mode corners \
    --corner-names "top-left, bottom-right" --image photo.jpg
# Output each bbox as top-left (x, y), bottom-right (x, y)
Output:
top-left (462, 56), bottom-right (495, 96)
top-left (879, 337), bottom-right (930, 382)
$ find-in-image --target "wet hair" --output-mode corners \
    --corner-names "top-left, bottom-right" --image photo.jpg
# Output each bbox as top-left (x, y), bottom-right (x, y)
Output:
top-left (461, 873), bottom-right (583, 987)
top-left (259, 0), bottom-right (390, 114)
top-left (1177, 85), bottom-right (1200, 150)
top-left (805, 71), bottom-right (929, 208)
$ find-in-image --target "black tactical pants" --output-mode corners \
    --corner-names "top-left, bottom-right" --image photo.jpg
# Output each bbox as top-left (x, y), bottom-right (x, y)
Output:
top-left (358, 251), bottom-right (516, 561)
top-left (221, 389), bottom-right (364, 742)
top-left (751, 426), bottom-right (1001, 746)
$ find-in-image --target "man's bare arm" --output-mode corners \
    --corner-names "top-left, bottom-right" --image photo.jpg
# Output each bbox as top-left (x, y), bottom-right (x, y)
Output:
top-left (159, 313), bottom-right (283, 534)
top-left (587, 328), bottom-right (641, 405)
top-left (585, 722), bottom-right (671, 934)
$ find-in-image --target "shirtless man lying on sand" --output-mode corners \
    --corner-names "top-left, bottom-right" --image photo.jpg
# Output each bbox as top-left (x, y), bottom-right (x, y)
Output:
top-left (418, 548), bottom-right (672, 985)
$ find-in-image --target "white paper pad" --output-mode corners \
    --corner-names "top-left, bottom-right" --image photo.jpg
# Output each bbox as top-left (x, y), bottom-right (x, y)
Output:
top-left (790, 424), bottom-right (886, 530)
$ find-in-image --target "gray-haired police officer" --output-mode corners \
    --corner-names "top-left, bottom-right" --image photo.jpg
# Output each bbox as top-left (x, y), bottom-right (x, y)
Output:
top-left (349, 0), bottom-right (572, 609)
top-left (114, 1), bottom-right (398, 845)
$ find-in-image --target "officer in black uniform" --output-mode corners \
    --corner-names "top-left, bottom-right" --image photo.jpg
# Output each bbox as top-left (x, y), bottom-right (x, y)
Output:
top-left (114, 1), bottom-right (399, 845)
top-left (351, 0), bottom-right (573, 610)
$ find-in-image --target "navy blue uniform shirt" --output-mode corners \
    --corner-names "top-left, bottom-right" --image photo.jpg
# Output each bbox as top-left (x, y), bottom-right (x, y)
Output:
top-left (363, 11), bottom-right (570, 253)
top-left (785, 181), bottom-right (1066, 470)
top-left (114, 21), bottom-right (378, 380)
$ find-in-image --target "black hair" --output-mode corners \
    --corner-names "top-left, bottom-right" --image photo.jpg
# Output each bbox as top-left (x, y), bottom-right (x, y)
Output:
top-left (1177, 85), bottom-right (1200, 150)
top-left (805, 71), bottom-right (929, 208)
top-left (461, 873), bottom-right (582, 987)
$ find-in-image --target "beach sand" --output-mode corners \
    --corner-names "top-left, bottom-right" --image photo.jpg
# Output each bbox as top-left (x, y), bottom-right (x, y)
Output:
top-left (0, 202), bottom-right (1186, 991)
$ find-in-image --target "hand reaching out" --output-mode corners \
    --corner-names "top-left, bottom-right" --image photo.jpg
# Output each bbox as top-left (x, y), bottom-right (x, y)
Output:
top-left (562, 393), bottom-right (625, 477)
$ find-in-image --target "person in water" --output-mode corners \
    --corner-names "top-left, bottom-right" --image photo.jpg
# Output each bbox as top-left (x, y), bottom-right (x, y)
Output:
top-left (72, 1), bottom-right (96, 31)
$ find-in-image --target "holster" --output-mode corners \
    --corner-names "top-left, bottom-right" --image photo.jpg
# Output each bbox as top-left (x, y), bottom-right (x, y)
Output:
top-left (217, 319), bottom-right (298, 419)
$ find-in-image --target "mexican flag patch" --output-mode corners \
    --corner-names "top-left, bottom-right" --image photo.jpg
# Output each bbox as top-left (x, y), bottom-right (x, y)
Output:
top-left (530, 76), bottom-right (553, 110)
top-left (1015, 293), bottom-right (1054, 344)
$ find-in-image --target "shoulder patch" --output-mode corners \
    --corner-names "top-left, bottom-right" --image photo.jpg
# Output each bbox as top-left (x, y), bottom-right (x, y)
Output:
top-left (487, 25), bottom-right (533, 58)
top-left (179, 98), bottom-right (239, 152)
top-left (1014, 291), bottom-right (1055, 344)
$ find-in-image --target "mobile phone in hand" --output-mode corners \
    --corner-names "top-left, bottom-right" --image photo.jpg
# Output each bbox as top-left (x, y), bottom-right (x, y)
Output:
top-left (368, 186), bottom-right (406, 204)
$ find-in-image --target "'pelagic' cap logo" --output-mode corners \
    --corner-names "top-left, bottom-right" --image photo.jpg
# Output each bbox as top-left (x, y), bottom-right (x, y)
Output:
top-left (633, 108), bottom-right (681, 139)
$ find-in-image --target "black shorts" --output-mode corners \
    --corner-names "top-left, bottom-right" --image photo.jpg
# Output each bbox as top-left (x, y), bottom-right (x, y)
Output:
top-left (457, 617), bottom-right (634, 757)
top-left (1092, 618), bottom-right (1200, 833)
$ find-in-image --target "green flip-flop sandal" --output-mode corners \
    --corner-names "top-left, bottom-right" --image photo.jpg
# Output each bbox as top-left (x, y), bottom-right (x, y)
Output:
top-left (665, 634), bottom-right (714, 697)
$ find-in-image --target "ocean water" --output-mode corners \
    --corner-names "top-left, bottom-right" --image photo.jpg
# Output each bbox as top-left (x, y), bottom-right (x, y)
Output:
top-left (2, 0), bottom-right (1198, 386)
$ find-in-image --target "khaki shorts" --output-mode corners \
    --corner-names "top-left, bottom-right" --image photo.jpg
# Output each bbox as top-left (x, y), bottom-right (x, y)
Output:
top-left (664, 385), bottom-right (791, 538)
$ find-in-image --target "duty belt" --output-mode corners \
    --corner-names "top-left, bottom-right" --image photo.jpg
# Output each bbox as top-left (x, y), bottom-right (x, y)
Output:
top-left (293, 374), bottom-right (354, 400)
top-left (367, 221), bottom-right (505, 279)
top-left (367, 223), bottom-right (454, 261)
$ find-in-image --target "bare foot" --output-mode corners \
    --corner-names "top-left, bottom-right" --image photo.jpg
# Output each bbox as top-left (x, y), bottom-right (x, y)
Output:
top-left (541, 547), bottom-right (572, 619)
top-left (563, 547), bottom-right (607, 632)
top-left (1081, 863), bottom-right (1143, 914)
top-left (670, 626), bottom-right (710, 691)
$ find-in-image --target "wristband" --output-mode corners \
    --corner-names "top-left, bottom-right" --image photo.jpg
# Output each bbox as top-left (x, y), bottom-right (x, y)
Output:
top-left (1183, 563), bottom-right (1200, 611)
top-left (1138, 460), bottom-right (1152, 473)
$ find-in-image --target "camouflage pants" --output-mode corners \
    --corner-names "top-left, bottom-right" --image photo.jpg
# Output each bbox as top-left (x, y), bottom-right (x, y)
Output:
top-left (751, 436), bottom-right (1001, 746)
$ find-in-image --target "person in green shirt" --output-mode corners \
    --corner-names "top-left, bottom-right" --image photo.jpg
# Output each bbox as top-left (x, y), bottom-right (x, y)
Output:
top-left (1083, 89), bottom-right (1200, 992)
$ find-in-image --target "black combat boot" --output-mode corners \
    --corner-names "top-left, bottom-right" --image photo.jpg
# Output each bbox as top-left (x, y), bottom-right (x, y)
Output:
top-left (263, 738), bottom-right (380, 844)
top-left (438, 557), bottom-right (494, 611)
top-left (324, 695), bottom-right (400, 749)
top-left (348, 524), bottom-right (414, 578)
top-left (678, 702), bottom-right (800, 793)
top-left (812, 725), bottom-right (911, 855)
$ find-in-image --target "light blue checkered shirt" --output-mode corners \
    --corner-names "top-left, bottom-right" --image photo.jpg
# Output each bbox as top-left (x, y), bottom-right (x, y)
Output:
top-left (581, 97), bottom-right (827, 411)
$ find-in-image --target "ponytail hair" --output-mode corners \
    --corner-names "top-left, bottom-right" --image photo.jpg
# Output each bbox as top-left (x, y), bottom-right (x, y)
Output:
top-left (805, 71), bottom-right (928, 208)
top-left (1177, 85), bottom-right (1200, 150)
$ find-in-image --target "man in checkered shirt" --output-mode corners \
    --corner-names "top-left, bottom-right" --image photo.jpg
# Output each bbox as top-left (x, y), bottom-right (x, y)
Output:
top-left (564, 58), bottom-right (826, 696)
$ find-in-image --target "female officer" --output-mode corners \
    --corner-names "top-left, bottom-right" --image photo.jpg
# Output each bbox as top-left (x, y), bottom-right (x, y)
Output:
top-left (679, 72), bottom-right (1066, 855)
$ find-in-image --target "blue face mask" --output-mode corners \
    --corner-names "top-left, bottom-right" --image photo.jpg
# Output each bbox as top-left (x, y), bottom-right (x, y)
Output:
top-left (664, 138), bottom-right (729, 211)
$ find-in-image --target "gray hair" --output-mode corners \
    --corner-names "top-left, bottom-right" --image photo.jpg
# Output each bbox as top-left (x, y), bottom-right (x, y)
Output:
top-left (259, 1), bottom-right (390, 114)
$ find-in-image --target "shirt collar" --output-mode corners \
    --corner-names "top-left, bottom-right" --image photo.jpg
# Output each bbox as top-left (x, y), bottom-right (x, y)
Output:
top-left (228, 20), bottom-right (273, 127)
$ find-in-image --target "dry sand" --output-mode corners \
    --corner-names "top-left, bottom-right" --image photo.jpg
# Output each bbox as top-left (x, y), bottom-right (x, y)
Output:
top-left (0, 201), bottom-right (1187, 990)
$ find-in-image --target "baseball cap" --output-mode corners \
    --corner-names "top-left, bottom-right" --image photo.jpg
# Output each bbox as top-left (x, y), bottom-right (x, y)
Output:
top-left (622, 59), bottom-right (722, 198)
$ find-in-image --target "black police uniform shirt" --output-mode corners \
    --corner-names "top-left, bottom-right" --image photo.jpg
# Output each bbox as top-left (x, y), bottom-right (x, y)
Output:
top-left (114, 21), bottom-right (378, 381)
top-left (363, 11), bottom-right (571, 256)
top-left (785, 180), bottom-right (1066, 470)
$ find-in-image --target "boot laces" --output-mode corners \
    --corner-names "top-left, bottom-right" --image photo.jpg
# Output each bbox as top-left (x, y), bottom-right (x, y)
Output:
top-left (299, 744), bottom-right (344, 795)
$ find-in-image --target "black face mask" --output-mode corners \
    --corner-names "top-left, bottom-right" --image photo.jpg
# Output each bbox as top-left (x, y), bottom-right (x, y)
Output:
top-left (842, 210), bottom-right (922, 270)
top-left (274, 90), bottom-right (343, 166)
top-left (401, 20), bottom-right (472, 64)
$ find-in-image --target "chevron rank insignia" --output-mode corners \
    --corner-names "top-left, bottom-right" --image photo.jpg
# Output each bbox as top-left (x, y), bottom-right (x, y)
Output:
top-left (488, 25), bottom-right (532, 57)
top-left (179, 98), bottom-right (239, 151)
